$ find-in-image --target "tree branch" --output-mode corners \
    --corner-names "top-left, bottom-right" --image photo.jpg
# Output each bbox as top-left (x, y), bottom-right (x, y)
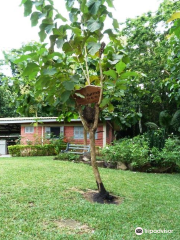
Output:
top-left (76, 104), bottom-right (89, 132)
top-left (84, 45), bottom-right (91, 85)
top-left (98, 57), bottom-right (104, 106)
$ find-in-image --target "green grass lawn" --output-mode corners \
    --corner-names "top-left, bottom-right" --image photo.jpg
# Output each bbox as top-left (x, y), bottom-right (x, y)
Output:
top-left (0, 156), bottom-right (179, 240)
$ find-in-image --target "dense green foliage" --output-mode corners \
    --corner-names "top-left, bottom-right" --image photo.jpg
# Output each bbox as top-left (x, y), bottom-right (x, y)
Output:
top-left (54, 152), bottom-right (81, 161)
top-left (12, 0), bottom-right (132, 117)
top-left (0, 80), bottom-right (18, 117)
top-left (102, 135), bottom-right (180, 172)
top-left (97, 0), bottom-right (180, 135)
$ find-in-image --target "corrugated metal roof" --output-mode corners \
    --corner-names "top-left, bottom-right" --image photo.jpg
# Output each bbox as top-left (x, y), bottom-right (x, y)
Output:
top-left (0, 117), bottom-right (58, 124)
top-left (0, 117), bottom-right (57, 121)
top-left (0, 117), bottom-right (82, 124)
top-left (0, 117), bottom-right (111, 124)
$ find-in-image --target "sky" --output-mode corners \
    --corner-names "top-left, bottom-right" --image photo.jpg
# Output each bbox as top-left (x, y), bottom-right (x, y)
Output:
top-left (0, 0), bottom-right (163, 61)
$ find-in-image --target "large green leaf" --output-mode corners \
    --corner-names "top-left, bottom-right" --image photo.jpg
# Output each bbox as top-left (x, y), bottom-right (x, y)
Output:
top-left (69, 8), bottom-right (79, 22)
top-left (70, 26), bottom-right (81, 35)
top-left (30, 12), bottom-right (40, 26)
top-left (100, 98), bottom-right (110, 108)
top-left (103, 70), bottom-right (117, 80)
top-left (103, 29), bottom-right (116, 39)
top-left (24, 0), bottom-right (33, 17)
top-left (120, 72), bottom-right (138, 79)
top-left (34, 1), bottom-right (44, 9)
top-left (61, 91), bottom-right (71, 103)
top-left (87, 18), bottom-right (103, 32)
top-left (56, 38), bottom-right (64, 49)
top-left (21, 0), bottom-right (28, 5)
top-left (167, 12), bottom-right (180, 23)
top-left (87, 0), bottom-right (101, 15)
top-left (113, 19), bottom-right (119, 29)
top-left (42, 68), bottom-right (57, 76)
top-left (115, 61), bottom-right (126, 74)
top-left (55, 13), bottom-right (67, 22)
top-left (106, 0), bottom-right (114, 8)
top-left (74, 92), bottom-right (85, 98)
top-left (70, 74), bottom-right (79, 83)
top-left (45, 24), bottom-right (54, 34)
top-left (62, 81), bottom-right (75, 91)
top-left (62, 42), bottom-right (73, 53)
top-left (14, 53), bottom-right (37, 64)
top-left (38, 29), bottom-right (47, 42)
top-left (108, 104), bottom-right (114, 112)
top-left (65, 0), bottom-right (75, 10)
top-left (23, 63), bottom-right (39, 76)
top-left (87, 42), bottom-right (101, 55)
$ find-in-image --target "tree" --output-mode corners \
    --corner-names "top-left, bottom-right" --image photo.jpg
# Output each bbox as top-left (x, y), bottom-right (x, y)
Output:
top-left (165, 10), bottom-right (180, 106)
top-left (117, 0), bottom-right (180, 133)
top-left (3, 43), bottom-right (66, 117)
top-left (18, 0), bottom-right (136, 202)
top-left (0, 61), bottom-right (18, 117)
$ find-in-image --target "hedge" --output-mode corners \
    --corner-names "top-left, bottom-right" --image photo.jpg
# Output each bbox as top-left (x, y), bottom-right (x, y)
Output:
top-left (8, 144), bottom-right (56, 157)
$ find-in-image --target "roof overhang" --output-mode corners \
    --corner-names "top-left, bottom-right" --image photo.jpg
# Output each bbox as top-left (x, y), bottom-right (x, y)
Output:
top-left (0, 117), bottom-right (111, 124)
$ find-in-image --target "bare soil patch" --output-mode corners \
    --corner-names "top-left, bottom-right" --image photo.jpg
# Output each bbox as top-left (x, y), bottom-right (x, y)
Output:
top-left (54, 219), bottom-right (94, 234)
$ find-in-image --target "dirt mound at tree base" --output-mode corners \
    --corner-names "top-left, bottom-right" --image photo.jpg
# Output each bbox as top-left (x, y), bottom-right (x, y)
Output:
top-left (83, 189), bottom-right (123, 205)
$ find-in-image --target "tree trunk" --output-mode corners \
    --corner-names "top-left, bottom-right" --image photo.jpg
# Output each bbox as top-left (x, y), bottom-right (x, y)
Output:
top-left (77, 103), bottom-right (114, 203)
top-left (89, 130), bottom-right (102, 187)
top-left (139, 105), bottom-right (142, 134)
top-left (83, 127), bottom-right (88, 145)
top-left (89, 126), bottom-right (114, 202)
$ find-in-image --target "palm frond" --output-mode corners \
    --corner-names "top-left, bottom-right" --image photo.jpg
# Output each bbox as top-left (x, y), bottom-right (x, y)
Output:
top-left (171, 110), bottom-right (180, 130)
top-left (159, 110), bottom-right (171, 128)
top-left (145, 122), bottom-right (159, 130)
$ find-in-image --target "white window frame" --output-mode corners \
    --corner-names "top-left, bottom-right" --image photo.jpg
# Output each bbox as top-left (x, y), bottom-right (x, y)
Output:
top-left (25, 126), bottom-right (34, 133)
top-left (74, 126), bottom-right (84, 139)
top-left (74, 126), bottom-right (97, 139)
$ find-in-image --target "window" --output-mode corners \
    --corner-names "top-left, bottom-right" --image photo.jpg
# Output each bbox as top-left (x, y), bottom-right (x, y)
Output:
top-left (25, 126), bottom-right (34, 133)
top-left (74, 126), bottom-right (97, 139)
top-left (45, 127), bottom-right (64, 139)
top-left (74, 126), bottom-right (84, 139)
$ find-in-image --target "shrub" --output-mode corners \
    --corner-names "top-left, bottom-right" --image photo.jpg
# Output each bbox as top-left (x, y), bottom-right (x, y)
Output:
top-left (145, 128), bottom-right (167, 150)
top-left (8, 144), bottom-right (56, 157)
top-left (8, 145), bottom-right (21, 157)
top-left (54, 153), bottom-right (80, 161)
top-left (49, 137), bottom-right (67, 154)
top-left (161, 137), bottom-right (180, 168)
top-left (101, 138), bottom-right (132, 163)
top-left (102, 135), bottom-right (149, 168)
top-left (101, 135), bottom-right (180, 172)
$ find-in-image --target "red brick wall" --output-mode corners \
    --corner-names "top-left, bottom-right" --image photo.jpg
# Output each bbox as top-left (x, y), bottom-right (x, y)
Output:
top-left (20, 126), bottom-right (44, 145)
top-left (21, 123), bottom-right (110, 148)
top-left (64, 125), bottom-right (103, 147)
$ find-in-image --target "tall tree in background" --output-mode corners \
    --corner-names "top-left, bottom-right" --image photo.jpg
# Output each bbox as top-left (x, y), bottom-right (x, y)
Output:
top-left (0, 61), bottom-right (18, 117)
top-left (3, 43), bottom-right (65, 117)
top-left (165, 8), bottom-right (180, 107)
top-left (117, 0), bottom-right (180, 133)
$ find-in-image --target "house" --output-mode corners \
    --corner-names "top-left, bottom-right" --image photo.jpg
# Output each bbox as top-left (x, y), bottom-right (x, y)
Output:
top-left (0, 117), bottom-right (114, 154)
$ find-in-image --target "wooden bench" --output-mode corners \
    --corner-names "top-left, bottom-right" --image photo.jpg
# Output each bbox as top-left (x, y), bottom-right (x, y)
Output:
top-left (61, 143), bottom-right (90, 155)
